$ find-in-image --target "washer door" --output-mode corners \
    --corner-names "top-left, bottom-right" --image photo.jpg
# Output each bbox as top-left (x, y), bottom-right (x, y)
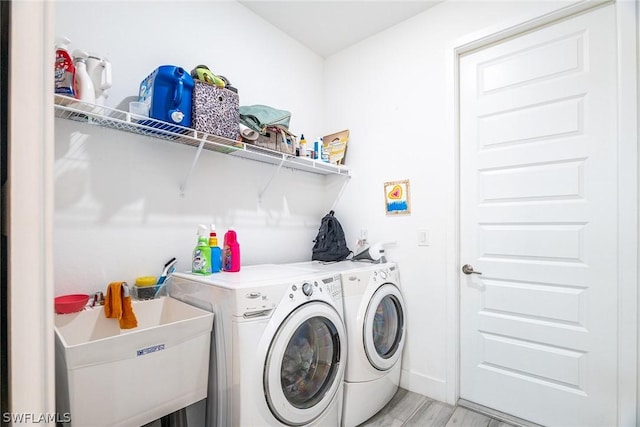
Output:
top-left (264, 301), bottom-right (346, 426)
top-left (364, 283), bottom-right (406, 371)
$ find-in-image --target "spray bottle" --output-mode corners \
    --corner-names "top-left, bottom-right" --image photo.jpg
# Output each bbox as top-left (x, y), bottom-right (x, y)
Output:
top-left (223, 228), bottom-right (241, 272)
top-left (192, 224), bottom-right (212, 275)
top-left (209, 224), bottom-right (222, 273)
top-left (54, 37), bottom-right (75, 96)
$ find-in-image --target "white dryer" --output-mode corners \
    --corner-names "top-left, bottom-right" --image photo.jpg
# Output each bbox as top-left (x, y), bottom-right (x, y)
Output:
top-left (286, 261), bottom-right (406, 427)
top-left (167, 264), bottom-right (347, 427)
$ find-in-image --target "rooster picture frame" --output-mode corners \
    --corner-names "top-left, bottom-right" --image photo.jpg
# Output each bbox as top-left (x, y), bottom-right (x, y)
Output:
top-left (384, 180), bottom-right (411, 215)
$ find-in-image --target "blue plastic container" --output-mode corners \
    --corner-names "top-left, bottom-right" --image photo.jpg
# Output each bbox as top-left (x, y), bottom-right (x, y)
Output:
top-left (139, 66), bottom-right (194, 128)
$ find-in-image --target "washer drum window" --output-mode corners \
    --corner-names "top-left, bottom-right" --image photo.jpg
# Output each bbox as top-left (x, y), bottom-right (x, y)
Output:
top-left (264, 302), bottom-right (346, 426)
top-left (281, 316), bottom-right (340, 409)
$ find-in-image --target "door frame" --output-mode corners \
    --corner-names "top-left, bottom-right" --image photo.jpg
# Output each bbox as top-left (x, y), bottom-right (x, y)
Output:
top-left (8, 0), bottom-right (55, 418)
top-left (444, 0), bottom-right (638, 424)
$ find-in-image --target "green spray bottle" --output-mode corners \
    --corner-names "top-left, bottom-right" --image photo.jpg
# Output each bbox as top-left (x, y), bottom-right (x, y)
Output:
top-left (192, 224), bottom-right (212, 275)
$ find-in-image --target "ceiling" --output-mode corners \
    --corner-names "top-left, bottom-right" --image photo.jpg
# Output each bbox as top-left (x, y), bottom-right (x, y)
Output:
top-left (238, 1), bottom-right (441, 57)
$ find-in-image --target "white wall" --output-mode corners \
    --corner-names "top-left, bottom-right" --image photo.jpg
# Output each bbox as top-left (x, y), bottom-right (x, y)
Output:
top-left (53, 1), bottom-right (341, 295)
top-left (324, 0), bottom-right (586, 402)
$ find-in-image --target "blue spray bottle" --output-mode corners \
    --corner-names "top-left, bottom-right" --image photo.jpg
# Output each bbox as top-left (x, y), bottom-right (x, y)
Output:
top-left (209, 224), bottom-right (222, 273)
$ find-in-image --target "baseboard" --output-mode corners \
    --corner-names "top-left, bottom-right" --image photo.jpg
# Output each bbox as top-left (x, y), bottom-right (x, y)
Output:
top-left (457, 399), bottom-right (544, 427)
top-left (399, 368), bottom-right (448, 403)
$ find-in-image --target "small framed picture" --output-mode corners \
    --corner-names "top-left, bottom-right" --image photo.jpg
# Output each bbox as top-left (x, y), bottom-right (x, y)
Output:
top-left (384, 180), bottom-right (411, 215)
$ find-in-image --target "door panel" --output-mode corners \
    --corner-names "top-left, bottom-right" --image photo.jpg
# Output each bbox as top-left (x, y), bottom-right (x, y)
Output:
top-left (459, 5), bottom-right (618, 426)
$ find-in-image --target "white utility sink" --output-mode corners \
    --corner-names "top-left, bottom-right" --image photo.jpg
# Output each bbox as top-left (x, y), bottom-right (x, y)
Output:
top-left (55, 296), bottom-right (214, 427)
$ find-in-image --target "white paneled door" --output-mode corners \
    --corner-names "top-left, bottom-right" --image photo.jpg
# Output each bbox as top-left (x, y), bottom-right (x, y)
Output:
top-left (459, 5), bottom-right (619, 426)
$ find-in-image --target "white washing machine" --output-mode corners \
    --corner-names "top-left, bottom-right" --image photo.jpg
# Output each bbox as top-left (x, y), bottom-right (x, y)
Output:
top-left (286, 261), bottom-right (406, 427)
top-left (167, 264), bottom-right (347, 427)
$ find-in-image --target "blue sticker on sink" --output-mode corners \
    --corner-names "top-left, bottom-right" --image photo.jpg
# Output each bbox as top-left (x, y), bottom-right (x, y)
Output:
top-left (137, 344), bottom-right (165, 356)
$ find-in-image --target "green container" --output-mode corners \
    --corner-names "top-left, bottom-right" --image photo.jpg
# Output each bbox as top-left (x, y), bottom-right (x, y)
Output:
top-left (192, 235), bottom-right (212, 275)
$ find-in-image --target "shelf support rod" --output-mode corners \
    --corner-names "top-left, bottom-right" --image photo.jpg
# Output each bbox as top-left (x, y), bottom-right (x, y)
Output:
top-left (179, 138), bottom-right (206, 197)
top-left (258, 157), bottom-right (286, 203)
top-left (330, 176), bottom-right (350, 212)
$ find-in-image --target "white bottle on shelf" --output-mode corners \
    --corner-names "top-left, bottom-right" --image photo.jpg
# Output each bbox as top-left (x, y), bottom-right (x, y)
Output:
top-left (320, 137), bottom-right (330, 162)
top-left (72, 49), bottom-right (95, 104)
top-left (86, 53), bottom-right (112, 106)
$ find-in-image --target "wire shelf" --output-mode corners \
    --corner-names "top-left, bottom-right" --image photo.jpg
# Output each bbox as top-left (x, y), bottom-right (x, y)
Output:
top-left (54, 95), bottom-right (351, 177)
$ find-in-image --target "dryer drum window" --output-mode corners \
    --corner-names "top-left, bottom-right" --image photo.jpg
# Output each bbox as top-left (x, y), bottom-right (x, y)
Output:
top-left (372, 295), bottom-right (404, 359)
top-left (364, 283), bottom-right (406, 371)
top-left (280, 316), bottom-right (341, 409)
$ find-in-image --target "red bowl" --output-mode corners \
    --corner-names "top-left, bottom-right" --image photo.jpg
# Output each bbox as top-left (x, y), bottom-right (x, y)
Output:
top-left (54, 294), bottom-right (90, 314)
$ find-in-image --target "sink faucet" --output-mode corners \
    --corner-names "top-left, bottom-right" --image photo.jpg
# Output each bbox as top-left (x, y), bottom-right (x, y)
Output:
top-left (91, 291), bottom-right (105, 307)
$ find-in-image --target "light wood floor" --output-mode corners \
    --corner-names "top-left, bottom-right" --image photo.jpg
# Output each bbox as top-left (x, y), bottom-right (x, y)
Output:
top-left (359, 388), bottom-right (518, 427)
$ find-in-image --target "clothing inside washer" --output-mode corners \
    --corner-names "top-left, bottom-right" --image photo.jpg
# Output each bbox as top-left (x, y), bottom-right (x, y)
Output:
top-left (280, 317), bottom-right (340, 409)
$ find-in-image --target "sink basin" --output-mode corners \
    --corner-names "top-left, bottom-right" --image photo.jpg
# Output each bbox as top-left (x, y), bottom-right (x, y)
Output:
top-left (55, 296), bottom-right (214, 427)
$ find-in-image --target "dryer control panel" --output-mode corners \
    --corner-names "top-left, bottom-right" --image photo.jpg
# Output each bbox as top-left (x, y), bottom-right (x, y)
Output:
top-left (342, 263), bottom-right (399, 298)
top-left (371, 266), bottom-right (398, 284)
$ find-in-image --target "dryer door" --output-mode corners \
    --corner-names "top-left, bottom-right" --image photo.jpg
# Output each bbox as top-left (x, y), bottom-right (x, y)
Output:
top-left (264, 301), bottom-right (346, 426)
top-left (364, 283), bottom-right (406, 371)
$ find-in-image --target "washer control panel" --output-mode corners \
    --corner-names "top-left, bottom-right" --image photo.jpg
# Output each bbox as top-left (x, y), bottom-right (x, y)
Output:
top-left (322, 275), bottom-right (343, 301)
top-left (289, 280), bottom-right (319, 300)
top-left (288, 275), bottom-right (342, 302)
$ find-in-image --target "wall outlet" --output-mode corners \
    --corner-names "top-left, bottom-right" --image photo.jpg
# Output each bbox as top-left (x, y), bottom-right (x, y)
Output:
top-left (360, 228), bottom-right (368, 241)
top-left (417, 229), bottom-right (429, 246)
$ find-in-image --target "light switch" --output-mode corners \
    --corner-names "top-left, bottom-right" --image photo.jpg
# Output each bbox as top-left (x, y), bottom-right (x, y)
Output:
top-left (417, 229), bottom-right (429, 246)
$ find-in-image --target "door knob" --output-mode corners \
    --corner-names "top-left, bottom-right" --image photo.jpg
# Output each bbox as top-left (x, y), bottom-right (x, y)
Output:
top-left (462, 264), bottom-right (482, 275)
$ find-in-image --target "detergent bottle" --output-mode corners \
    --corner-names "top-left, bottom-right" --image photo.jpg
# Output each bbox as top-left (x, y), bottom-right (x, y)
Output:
top-left (72, 49), bottom-right (95, 103)
top-left (54, 37), bottom-right (75, 96)
top-left (138, 65), bottom-right (194, 127)
top-left (86, 53), bottom-right (112, 106)
top-left (192, 224), bottom-right (212, 275)
top-left (209, 224), bottom-right (222, 273)
top-left (223, 228), bottom-right (240, 272)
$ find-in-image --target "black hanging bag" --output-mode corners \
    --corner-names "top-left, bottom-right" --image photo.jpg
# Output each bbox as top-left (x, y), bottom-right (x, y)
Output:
top-left (312, 210), bottom-right (351, 262)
